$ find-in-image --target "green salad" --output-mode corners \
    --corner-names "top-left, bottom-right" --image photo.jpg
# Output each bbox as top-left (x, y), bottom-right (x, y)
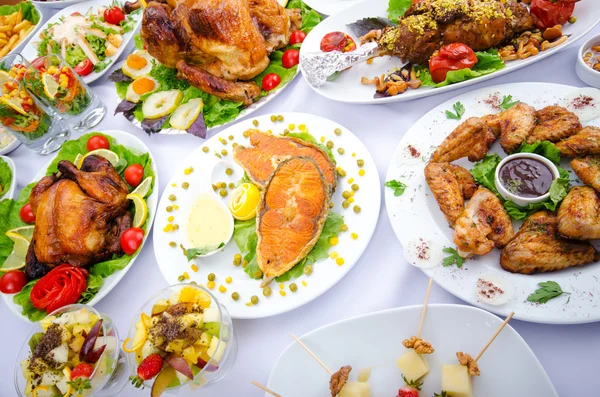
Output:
top-left (0, 133), bottom-right (154, 321)
top-left (0, 156), bottom-right (12, 199)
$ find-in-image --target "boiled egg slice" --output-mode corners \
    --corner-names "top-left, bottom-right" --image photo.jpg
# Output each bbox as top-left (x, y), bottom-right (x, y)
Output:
top-left (122, 50), bottom-right (154, 79)
top-left (126, 76), bottom-right (160, 103)
top-left (559, 87), bottom-right (600, 122)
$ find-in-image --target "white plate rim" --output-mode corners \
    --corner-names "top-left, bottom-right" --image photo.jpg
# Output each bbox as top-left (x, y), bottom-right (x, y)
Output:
top-left (2, 129), bottom-right (159, 323)
top-left (303, 0), bottom-right (364, 17)
top-left (0, 155), bottom-right (17, 200)
top-left (32, 0), bottom-right (89, 11)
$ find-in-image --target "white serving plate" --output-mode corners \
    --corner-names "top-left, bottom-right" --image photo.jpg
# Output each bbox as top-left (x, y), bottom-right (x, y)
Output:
top-left (300, 0), bottom-right (600, 104)
top-left (267, 304), bottom-right (558, 397)
top-left (303, 0), bottom-right (364, 16)
top-left (153, 113), bottom-right (380, 319)
top-left (3, 2), bottom-right (43, 58)
top-left (385, 82), bottom-right (600, 324)
top-left (0, 127), bottom-right (21, 155)
top-left (21, 0), bottom-right (142, 84)
top-left (32, 0), bottom-right (88, 11)
top-left (3, 129), bottom-right (159, 323)
top-left (0, 155), bottom-right (17, 200)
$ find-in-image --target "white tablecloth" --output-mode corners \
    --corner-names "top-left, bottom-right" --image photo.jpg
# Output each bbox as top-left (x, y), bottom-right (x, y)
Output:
top-left (2, 11), bottom-right (600, 396)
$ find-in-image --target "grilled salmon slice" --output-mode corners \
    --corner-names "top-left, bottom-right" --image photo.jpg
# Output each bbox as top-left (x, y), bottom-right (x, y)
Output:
top-left (256, 157), bottom-right (330, 285)
top-left (233, 129), bottom-right (337, 191)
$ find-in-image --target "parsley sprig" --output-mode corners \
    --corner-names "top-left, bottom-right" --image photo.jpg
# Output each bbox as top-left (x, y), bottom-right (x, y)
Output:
top-left (527, 281), bottom-right (569, 304)
top-left (402, 375), bottom-right (423, 391)
top-left (445, 101), bottom-right (465, 120)
top-left (385, 180), bottom-right (407, 196)
top-left (499, 95), bottom-right (519, 110)
top-left (434, 392), bottom-right (448, 397)
top-left (442, 247), bottom-right (465, 268)
top-left (67, 378), bottom-right (92, 395)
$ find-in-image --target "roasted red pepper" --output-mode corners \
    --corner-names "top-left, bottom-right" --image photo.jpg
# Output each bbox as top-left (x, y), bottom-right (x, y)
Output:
top-left (30, 264), bottom-right (88, 313)
top-left (530, 0), bottom-right (577, 30)
top-left (429, 43), bottom-right (478, 84)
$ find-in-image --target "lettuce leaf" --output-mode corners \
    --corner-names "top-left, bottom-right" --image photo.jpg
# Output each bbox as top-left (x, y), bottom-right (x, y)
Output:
top-left (287, 0), bottom-right (322, 33)
top-left (517, 140), bottom-right (561, 164)
top-left (286, 132), bottom-right (336, 164)
top-left (387, 0), bottom-right (412, 22)
top-left (0, 156), bottom-right (12, 199)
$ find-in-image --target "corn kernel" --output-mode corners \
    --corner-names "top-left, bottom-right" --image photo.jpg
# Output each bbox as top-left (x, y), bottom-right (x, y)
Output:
top-left (329, 237), bottom-right (339, 246)
top-left (219, 285), bottom-right (227, 293)
top-left (183, 272), bottom-right (189, 279)
top-left (191, 264), bottom-right (198, 272)
top-left (330, 251), bottom-right (339, 259)
top-left (163, 224), bottom-right (174, 232)
top-left (288, 124), bottom-right (295, 130)
top-left (279, 283), bottom-right (285, 290)
top-left (352, 152), bottom-right (356, 157)
top-left (246, 302), bottom-right (253, 306)
top-left (336, 257), bottom-right (345, 266)
top-left (351, 233), bottom-right (358, 240)
top-left (167, 216), bottom-right (174, 222)
top-left (184, 168), bottom-right (192, 175)
top-left (299, 124), bottom-right (307, 131)
top-left (320, 136), bottom-right (326, 143)
top-left (358, 169), bottom-right (365, 176)
top-left (349, 197), bottom-right (355, 203)
top-left (207, 281), bottom-right (215, 289)
top-left (348, 178), bottom-right (354, 184)
top-left (226, 276), bottom-right (232, 284)
top-left (279, 290), bottom-right (287, 296)
top-left (302, 280), bottom-right (308, 287)
top-left (173, 204), bottom-right (179, 210)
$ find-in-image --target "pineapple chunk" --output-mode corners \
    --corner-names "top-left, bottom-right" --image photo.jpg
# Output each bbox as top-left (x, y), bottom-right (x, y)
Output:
top-left (69, 334), bottom-right (85, 354)
top-left (169, 291), bottom-right (180, 305)
top-left (396, 349), bottom-right (429, 382)
top-left (339, 381), bottom-right (371, 397)
top-left (441, 364), bottom-right (472, 397)
top-left (141, 340), bottom-right (161, 359)
top-left (72, 324), bottom-right (91, 337)
top-left (207, 336), bottom-right (226, 363)
top-left (196, 332), bottom-right (211, 347)
top-left (72, 308), bottom-right (90, 325)
top-left (39, 316), bottom-right (56, 332)
top-left (182, 346), bottom-right (197, 363)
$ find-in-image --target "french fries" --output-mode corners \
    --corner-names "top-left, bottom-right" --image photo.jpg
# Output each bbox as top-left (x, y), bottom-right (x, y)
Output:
top-left (0, 7), bottom-right (36, 58)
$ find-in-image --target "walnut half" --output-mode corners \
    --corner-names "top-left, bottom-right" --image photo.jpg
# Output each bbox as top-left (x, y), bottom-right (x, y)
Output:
top-left (456, 352), bottom-right (480, 376)
top-left (402, 336), bottom-right (434, 354)
top-left (330, 365), bottom-right (352, 396)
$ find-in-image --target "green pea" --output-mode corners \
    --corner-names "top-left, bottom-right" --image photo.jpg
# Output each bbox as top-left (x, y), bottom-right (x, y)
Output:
top-left (289, 283), bottom-right (298, 292)
top-left (251, 295), bottom-right (259, 304)
top-left (208, 273), bottom-right (216, 281)
top-left (232, 292), bottom-right (240, 301)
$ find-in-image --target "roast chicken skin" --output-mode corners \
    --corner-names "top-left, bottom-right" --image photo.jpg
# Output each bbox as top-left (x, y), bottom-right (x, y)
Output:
top-left (557, 186), bottom-right (600, 240)
top-left (556, 126), bottom-right (600, 157)
top-left (25, 156), bottom-right (132, 280)
top-left (526, 106), bottom-right (582, 144)
top-left (431, 117), bottom-right (497, 163)
top-left (424, 162), bottom-right (476, 227)
top-left (495, 102), bottom-right (537, 154)
top-left (141, 0), bottom-right (296, 105)
top-left (500, 211), bottom-right (598, 274)
top-left (453, 186), bottom-right (514, 258)
top-left (571, 156), bottom-right (600, 193)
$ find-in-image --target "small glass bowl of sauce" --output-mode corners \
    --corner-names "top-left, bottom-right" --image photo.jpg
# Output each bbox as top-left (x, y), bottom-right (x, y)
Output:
top-left (494, 153), bottom-right (560, 207)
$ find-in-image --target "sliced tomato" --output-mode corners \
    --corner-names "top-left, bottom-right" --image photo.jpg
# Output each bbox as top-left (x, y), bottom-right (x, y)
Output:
top-left (429, 43), bottom-right (477, 83)
top-left (74, 59), bottom-right (93, 76)
top-left (530, 0), bottom-right (577, 30)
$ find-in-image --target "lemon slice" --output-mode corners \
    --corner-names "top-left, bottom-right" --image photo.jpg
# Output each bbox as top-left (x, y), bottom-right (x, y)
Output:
top-left (73, 153), bottom-right (83, 169)
top-left (276, 0), bottom-right (288, 6)
top-left (169, 98), bottom-right (203, 130)
top-left (127, 193), bottom-right (148, 228)
top-left (42, 73), bottom-right (60, 99)
top-left (78, 149), bottom-right (120, 168)
top-left (122, 320), bottom-right (147, 353)
top-left (142, 90), bottom-right (183, 119)
top-left (0, 70), bottom-right (11, 85)
top-left (130, 176), bottom-right (153, 198)
top-left (1, 226), bottom-right (35, 272)
top-left (1, 96), bottom-right (26, 115)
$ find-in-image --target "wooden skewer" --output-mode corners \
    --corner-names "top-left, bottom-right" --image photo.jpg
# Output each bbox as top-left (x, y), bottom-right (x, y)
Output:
top-left (292, 333), bottom-right (333, 375)
top-left (475, 311), bottom-right (515, 362)
top-left (416, 277), bottom-right (433, 338)
top-left (251, 381), bottom-right (282, 397)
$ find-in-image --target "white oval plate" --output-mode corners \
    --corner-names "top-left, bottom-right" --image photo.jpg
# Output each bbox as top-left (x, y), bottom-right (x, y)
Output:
top-left (267, 304), bottom-right (557, 397)
top-left (32, 0), bottom-right (88, 11)
top-left (3, 2), bottom-right (43, 58)
top-left (21, 0), bottom-right (142, 85)
top-left (0, 155), bottom-right (17, 200)
top-left (300, 0), bottom-right (600, 104)
top-left (3, 129), bottom-right (159, 323)
top-left (386, 82), bottom-right (600, 324)
top-left (303, 0), bottom-right (364, 16)
top-left (153, 113), bottom-right (380, 319)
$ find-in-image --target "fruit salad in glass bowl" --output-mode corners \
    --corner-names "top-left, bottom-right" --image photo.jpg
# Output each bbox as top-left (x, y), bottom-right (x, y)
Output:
top-left (124, 284), bottom-right (237, 395)
top-left (14, 304), bottom-right (129, 397)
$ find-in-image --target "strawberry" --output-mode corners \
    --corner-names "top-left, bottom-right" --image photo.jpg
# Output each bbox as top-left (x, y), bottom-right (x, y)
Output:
top-left (71, 363), bottom-right (94, 379)
top-left (398, 385), bottom-right (420, 397)
top-left (130, 354), bottom-right (163, 387)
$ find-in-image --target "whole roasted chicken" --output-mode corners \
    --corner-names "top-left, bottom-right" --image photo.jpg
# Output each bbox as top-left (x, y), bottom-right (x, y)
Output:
top-left (141, 0), bottom-right (301, 105)
top-left (25, 156), bottom-right (132, 280)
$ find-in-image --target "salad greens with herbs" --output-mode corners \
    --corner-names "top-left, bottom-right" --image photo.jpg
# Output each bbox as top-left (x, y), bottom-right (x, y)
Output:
top-left (1, 133), bottom-right (155, 321)
top-left (0, 157), bottom-right (12, 199)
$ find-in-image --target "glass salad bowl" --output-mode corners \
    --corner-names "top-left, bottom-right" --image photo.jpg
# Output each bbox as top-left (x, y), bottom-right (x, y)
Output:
top-left (125, 283), bottom-right (237, 395)
top-left (14, 304), bottom-right (129, 397)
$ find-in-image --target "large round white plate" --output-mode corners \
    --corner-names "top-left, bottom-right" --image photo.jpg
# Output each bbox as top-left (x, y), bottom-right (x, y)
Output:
top-left (386, 82), bottom-right (600, 324)
top-left (0, 155), bottom-right (17, 200)
top-left (2, 2), bottom-right (43, 58)
top-left (303, 0), bottom-right (363, 16)
top-left (2, 129), bottom-right (159, 322)
top-left (300, 0), bottom-right (600, 104)
top-left (153, 113), bottom-right (380, 319)
top-left (32, 0), bottom-right (88, 11)
top-left (21, 0), bottom-right (142, 85)
top-left (267, 304), bottom-right (558, 397)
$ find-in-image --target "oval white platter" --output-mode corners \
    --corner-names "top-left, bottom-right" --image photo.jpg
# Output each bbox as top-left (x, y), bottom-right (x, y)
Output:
top-left (21, 0), bottom-right (142, 85)
top-left (0, 155), bottom-right (17, 200)
top-left (4, 2), bottom-right (43, 58)
top-left (386, 82), bottom-right (600, 324)
top-left (303, 0), bottom-right (364, 17)
top-left (32, 0), bottom-right (89, 11)
top-left (299, 0), bottom-right (600, 104)
top-left (3, 129), bottom-right (159, 323)
top-left (153, 112), bottom-right (380, 319)
top-left (267, 304), bottom-right (558, 397)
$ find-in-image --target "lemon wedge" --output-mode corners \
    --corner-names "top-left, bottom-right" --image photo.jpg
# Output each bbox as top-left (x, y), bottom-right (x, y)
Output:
top-left (0, 70), bottom-right (12, 85)
top-left (1, 226), bottom-right (35, 272)
top-left (229, 183), bottom-right (260, 220)
top-left (127, 193), bottom-right (148, 228)
top-left (169, 98), bottom-right (203, 130)
top-left (42, 73), bottom-right (60, 99)
top-left (1, 96), bottom-right (26, 115)
top-left (142, 90), bottom-right (183, 119)
top-left (276, 0), bottom-right (288, 6)
top-left (78, 149), bottom-right (120, 168)
top-left (73, 154), bottom-right (83, 169)
top-left (130, 176), bottom-right (153, 198)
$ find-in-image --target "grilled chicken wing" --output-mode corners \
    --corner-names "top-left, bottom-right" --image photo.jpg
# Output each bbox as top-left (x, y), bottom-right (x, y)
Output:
top-left (556, 126), bottom-right (600, 157)
top-left (571, 156), bottom-right (600, 192)
top-left (557, 186), bottom-right (600, 240)
top-left (497, 102), bottom-right (537, 154)
top-left (425, 162), bottom-right (476, 227)
top-left (431, 117), bottom-right (497, 163)
top-left (526, 106), bottom-right (582, 144)
top-left (500, 211), bottom-right (598, 274)
top-left (453, 186), bottom-right (514, 258)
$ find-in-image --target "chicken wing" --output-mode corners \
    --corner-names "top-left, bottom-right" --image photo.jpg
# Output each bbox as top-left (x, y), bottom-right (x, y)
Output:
top-left (526, 106), bottom-right (582, 144)
top-left (557, 186), bottom-right (600, 240)
top-left (571, 156), bottom-right (600, 192)
top-left (500, 211), bottom-right (598, 274)
top-left (453, 186), bottom-right (514, 258)
top-left (425, 162), bottom-right (477, 227)
top-left (431, 117), bottom-right (497, 163)
top-left (497, 102), bottom-right (537, 154)
top-left (556, 126), bottom-right (600, 157)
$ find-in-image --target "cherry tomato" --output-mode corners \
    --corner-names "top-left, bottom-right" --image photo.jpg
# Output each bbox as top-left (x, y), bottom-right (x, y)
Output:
top-left (20, 203), bottom-right (35, 224)
top-left (86, 135), bottom-right (110, 151)
top-left (104, 6), bottom-right (125, 25)
top-left (31, 57), bottom-right (46, 71)
top-left (0, 270), bottom-right (27, 294)
top-left (289, 30), bottom-right (306, 45)
top-left (70, 11), bottom-right (82, 16)
top-left (282, 49), bottom-right (300, 69)
top-left (530, 0), bottom-right (576, 30)
top-left (120, 227), bottom-right (144, 255)
top-left (429, 43), bottom-right (477, 84)
top-left (74, 59), bottom-right (93, 76)
top-left (261, 73), bottom-right (281, 91)
top-left (320, 32), bottom-right (356, 53)
top-left (124, 164), bottom-right (144, 187)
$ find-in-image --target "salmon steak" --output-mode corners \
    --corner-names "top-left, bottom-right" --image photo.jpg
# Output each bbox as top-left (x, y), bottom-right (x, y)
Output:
top-left (256, 157), bottom-right (330, 285)
top-left (233, 129), bottom-right (337, 191)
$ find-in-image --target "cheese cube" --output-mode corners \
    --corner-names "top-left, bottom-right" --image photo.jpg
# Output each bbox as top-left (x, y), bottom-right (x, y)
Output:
top-left (396, 349), bottom-right (429, 382)
top-left (338, 381), bottom-right (371, 397)
top-left (441, 364), bottom-right (472, 397)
